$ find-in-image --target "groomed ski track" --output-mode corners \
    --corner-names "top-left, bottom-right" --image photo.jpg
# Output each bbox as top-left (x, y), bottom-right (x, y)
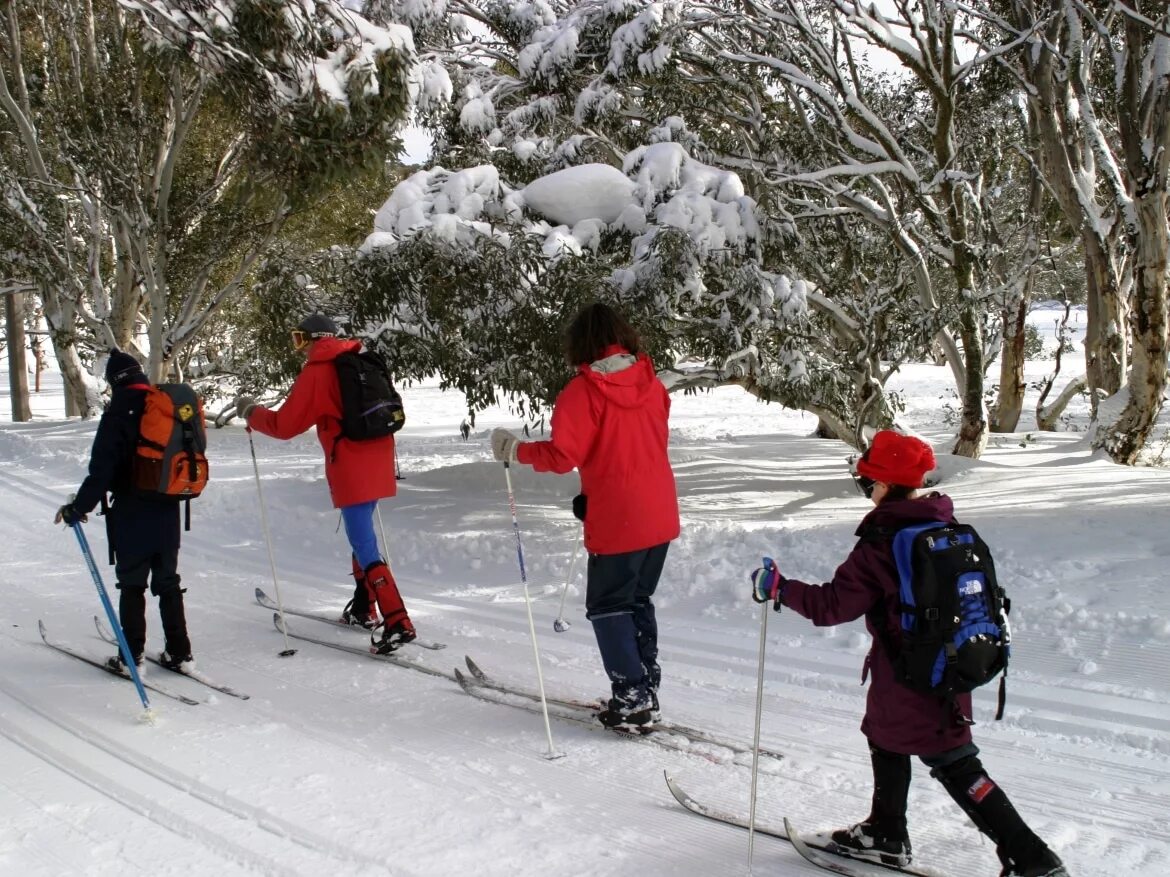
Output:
top-left (2, 376), bottom-right (1169, 876)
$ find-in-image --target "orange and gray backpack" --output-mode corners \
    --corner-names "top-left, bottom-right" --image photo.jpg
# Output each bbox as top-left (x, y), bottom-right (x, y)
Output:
top-left (130, 384), bottom-right (209, 524)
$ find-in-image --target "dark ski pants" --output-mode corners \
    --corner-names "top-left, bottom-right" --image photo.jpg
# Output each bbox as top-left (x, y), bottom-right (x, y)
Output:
top-left (866, 741), bottom-right (1053, 871)
top-left (586, 542), bottom-right (669, 705)
top-left (115, 549), bottom-right (190, 659)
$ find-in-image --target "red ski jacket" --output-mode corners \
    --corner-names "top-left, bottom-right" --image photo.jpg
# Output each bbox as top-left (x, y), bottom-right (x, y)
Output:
top-left (247, 337), bottom-right (397, 509)
top-left (779, 493), bottom-right (975, 755)
top-left (517, 347), bottom-right (680, 555)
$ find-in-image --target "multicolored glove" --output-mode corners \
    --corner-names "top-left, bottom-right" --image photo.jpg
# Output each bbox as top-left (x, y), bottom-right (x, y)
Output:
top-left (750, 557), bottom-right (784, 609)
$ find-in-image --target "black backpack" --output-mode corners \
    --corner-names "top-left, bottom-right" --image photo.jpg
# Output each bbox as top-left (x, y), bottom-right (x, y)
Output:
top-left (334, 350), bottom-right (404, 441)
top-left (882, 521), bottom-right (1012, 719)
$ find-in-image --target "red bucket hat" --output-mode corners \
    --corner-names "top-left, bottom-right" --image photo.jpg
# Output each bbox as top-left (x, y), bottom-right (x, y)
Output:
top-left (857, 430), bottom-right (936, 489)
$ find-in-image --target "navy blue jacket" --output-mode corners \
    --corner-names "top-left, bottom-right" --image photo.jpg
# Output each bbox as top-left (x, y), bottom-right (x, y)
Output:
top-left (74, 380), bottom-right (180, 559)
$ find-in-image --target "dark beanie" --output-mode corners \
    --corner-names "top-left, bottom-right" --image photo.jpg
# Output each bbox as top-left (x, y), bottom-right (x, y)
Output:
top-left (297, 313), bottom-right (339, 338)
top-left (105, 349), bottom-right (146, 387)
top-left (856, 430), bottom-right (936, 489)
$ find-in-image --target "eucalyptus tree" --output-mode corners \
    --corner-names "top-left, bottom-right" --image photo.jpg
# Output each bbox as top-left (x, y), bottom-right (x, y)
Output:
top-left (0, 0), bottom-right (419, 414)
top-left (981, 0), bottom-right (1170, 463)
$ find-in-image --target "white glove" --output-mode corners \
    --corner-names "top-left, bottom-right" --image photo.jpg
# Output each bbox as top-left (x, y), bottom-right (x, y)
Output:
top-left (234, 395), bottom-right (257, 420)
top-left (491, 428), bottom-right (522, 463)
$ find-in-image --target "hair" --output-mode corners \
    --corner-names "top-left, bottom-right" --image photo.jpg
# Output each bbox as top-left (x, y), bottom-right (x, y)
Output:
top-left (563, 303), bottom-right (641, 366)
top-left (878, 484), bottom-right (916, 503)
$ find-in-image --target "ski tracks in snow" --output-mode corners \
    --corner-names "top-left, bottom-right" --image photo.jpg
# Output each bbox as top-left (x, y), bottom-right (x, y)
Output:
top-left (0, 677), bottom-right (401, 877)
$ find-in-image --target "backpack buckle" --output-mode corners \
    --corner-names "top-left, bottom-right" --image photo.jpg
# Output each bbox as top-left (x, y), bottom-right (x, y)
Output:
top-left (925, 607), bottom-right (940, 621)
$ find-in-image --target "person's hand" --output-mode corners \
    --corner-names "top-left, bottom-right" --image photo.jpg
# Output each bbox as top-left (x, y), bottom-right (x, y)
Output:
top-left (234, 396), bottom-right (257, 420)
top-left (572, 494), bottom-right (587, 521)
top-left (491, 428), bottom-right (521, 463)
top-left (750, 558), bottom-right (784, 609)
top-left (54, 504), bottom-right (87, 526)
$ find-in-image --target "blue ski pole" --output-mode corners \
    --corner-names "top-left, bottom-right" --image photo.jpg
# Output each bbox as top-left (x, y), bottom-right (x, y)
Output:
top-left (71, 522), bottom-right (155, 720)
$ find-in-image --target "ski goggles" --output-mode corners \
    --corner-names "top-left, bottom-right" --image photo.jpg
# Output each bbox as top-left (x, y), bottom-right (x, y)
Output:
top-left (850, 450), bottom-right (876, 498)
top-left (290, 329), bottom-right (311, 351)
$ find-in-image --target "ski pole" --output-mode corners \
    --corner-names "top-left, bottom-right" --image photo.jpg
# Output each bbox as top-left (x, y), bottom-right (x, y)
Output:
top-left (503, 461), bottom-right (563, 760)
top-left (748, 557), bottom-right (778, 873)
top-left (553, 536), bottom-right (583, 633)
top-left (247, 428), bottom-right (296, 657)
top-left (71, 522), bottom-right (155, 723)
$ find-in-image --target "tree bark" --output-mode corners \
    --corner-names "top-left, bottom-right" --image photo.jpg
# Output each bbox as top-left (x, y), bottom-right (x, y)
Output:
top-left (4, 291), bottom-right (32, 421)
top-left (991, 295), bottom-right (1029, 433)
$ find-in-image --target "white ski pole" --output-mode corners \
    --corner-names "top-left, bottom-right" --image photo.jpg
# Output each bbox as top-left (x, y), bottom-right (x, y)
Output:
top-left (553, 536), bottom-right (583, 633)
top-left (748, 557), bottom-right (778, 873)
top-left (248, 428), bottom-right (296, 657)
top-left (503, 461), bottom-right (564, 760)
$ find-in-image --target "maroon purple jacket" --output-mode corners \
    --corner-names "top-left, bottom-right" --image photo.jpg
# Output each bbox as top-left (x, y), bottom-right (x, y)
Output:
top-left (780, 492), bottom-right (974, 755)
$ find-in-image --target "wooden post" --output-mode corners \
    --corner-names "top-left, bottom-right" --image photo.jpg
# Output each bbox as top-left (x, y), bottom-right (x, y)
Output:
top-left (4, 291), bottom-right (32, 422)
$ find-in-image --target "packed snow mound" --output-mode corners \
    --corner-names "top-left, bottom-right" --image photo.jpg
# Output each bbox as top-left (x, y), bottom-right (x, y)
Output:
top-left (518, 164), bottom-right (635, 225)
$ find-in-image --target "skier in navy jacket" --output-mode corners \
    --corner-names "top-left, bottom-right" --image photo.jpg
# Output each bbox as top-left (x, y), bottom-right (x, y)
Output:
top-left (55, 350), bottom-right (194, 674)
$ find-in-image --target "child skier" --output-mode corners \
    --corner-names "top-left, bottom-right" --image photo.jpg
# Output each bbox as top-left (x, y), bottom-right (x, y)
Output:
top-left (750, 430), bottom-right (1068, 877)
top-left (54, 349), bottom-right (195, 673)
top-left (235, 314), bottom-right (415, 653)
top-left (491, 303), bottom-right (680, 729)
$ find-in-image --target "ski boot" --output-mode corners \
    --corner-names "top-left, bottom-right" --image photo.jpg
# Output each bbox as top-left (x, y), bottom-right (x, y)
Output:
top-left (597, 692), bottom-right (655, 732)
top-left (371, 618), bottom-right (416, 655)
top-left (159, 650), bottom-right (196, 674)
top-left (822, 822), bottom-right (912, 868)
top-left (340, 598), bottom-right (378, 630)
top-left (106, 652), bottom-right (145, 677)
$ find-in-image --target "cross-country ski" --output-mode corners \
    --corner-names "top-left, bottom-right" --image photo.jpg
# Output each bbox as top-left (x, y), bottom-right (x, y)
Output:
top-left (93, 616), bottom-right (250, 700)
top-left (38, 621), bottom-right (201, 707)
top-left (254, 587), bottom-right (447, 650)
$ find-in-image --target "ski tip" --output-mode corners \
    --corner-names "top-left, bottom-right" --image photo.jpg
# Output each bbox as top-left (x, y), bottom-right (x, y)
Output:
top-left (255, 587), bottom-right (267, 603)
top-left (272, 612), bottom-right (287, 633)
top-left (782, 816), bottom-right (797, 840)
top-left (37, 619), bottom-right (47, 640)
top-left (464, 655), bottom-right (485, 678)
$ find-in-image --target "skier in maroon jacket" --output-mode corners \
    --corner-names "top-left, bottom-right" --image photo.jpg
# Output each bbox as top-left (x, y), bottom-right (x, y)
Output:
top-left (751, 431), bottom-right (1067, 877)
top-left (491, 303), bottom-right (680, 729)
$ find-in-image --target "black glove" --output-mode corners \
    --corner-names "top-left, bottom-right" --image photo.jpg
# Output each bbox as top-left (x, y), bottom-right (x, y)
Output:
top-left (54, 504), bottom-right (87, 526)
top-left (572, 494), bottom-right (587, 521)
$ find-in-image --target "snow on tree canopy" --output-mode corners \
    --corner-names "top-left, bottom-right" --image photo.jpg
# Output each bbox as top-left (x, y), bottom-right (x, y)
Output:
top-left (360, 146), bottom-right (758, 264)
top-left (520, 165), bottom-right (635, 225)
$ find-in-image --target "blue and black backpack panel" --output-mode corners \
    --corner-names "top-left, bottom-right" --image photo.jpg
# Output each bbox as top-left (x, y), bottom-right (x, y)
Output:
top-left (890, 521), bottom-right (1011, 718)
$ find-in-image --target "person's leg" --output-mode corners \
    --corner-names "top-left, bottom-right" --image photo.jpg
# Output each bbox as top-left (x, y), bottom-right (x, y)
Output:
top-left (341, 501), bottom-right (381, 569)
top-left (826, 742), bottom-right (912, 866)
top-left (587, 549), bottom-right (653, 720)
top-left (150, 549), bottom-right (191, 661)
top-left (341, 554), bottom-right (377, 627)
top-left (112, 553), bottom-right (150, 661)
top-left (631, 543), bottom-right (669, 704)
top-left (342, 501), bottom-right (414, 651)
top-left (924, 745), bottom-right (1064, 875)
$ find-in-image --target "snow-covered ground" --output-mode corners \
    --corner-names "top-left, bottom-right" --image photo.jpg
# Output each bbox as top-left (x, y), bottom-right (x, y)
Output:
top-left (2, 315), bottom-right (1167, 876)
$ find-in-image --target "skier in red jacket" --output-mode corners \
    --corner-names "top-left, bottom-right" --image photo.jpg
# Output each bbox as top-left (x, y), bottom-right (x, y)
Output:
top-left (492, 303), bottom-right (680, 729)
top-left (751, 431), bottom-right (1067, 877)
top-left (235, 314), bottom-right (415, 653)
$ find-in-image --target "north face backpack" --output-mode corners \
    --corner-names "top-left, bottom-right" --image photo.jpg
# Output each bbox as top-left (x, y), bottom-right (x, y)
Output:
top-left (334, 350), bottom-right (404, 441)
top-left (130, 383), bottom-right (209, 500)
top-left (888, 521), bottom-right (1011, 718)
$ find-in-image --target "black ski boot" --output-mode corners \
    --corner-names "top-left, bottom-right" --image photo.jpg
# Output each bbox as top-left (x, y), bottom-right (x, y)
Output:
top-left (372, 618), bottom-right (416, 654)
top-left (825, 822), bottom-right (912, 868)
top-left (106, 652), bottom-right (145, 676)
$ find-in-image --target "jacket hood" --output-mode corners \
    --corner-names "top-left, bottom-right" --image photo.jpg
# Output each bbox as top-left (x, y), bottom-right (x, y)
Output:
top-left (855, 491), bottom-right (955, 535)
top-left (307, 336), bottom-right (361, 363)
top-left (579, 347), bottom-right (661, 408)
